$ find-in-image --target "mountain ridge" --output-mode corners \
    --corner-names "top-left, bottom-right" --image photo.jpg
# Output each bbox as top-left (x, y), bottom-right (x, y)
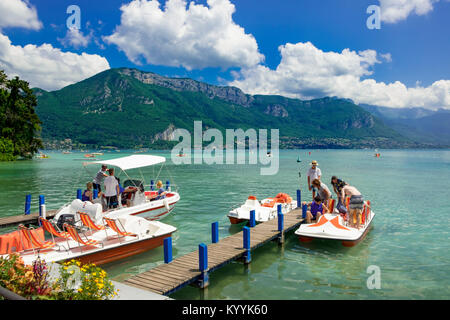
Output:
top-left (360, 104), bottom-right (450, 146)
top-left (33, 68), bottom-right (430, 150)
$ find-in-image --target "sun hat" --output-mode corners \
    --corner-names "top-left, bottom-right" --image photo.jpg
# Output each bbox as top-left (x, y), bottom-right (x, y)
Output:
top-left (310, 160), bottom-right (319, 166)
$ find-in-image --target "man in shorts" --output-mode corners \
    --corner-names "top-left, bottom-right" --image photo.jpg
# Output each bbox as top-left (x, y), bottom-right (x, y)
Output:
top-left (341, 185), bottom-right (364, 228)
top-left (104, 168), bottom-right (120, 209)
top-left (307, 160), bottom-right (322, 200)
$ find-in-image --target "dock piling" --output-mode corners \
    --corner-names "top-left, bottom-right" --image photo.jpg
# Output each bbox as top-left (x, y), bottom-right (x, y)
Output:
top-left (297, 189), bottom-right (301, 208)
top-left (211, 222), bottom-right (219, 243)
top-left (243, 226), bottom-right (251, 264)
top-left (249, 210), bottom-right (256, 228)
top-left (198, 243), bottom-right (209, 288)
top-left (24, 195), bottom-right (31, 215)
top-left (302, 204), bottom-right (308, 219)
top-left (166, 180), bottom-right (170, 191)
top-left (277, 204), bottom-right (284, 244)
top-left (150, 180), bottom-right (154, 191)
top-left (164, 237), bottom-right (172, 264)
top-left (38, 195), bottom-right (45, 225)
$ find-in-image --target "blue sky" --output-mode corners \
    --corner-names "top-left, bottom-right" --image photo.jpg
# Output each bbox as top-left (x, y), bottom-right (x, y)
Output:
top-left (0, 0), bottom-right (449, 109)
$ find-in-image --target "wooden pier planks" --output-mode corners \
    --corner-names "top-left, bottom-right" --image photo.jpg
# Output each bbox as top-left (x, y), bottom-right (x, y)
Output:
top-left (123, 208), bottom-right (304, 295)
top-left (0, 210), bottom-right (58, 228)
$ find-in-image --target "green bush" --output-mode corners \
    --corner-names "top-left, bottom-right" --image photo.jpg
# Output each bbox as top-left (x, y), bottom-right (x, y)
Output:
top-left (0, 138), bottom-right (16, 161)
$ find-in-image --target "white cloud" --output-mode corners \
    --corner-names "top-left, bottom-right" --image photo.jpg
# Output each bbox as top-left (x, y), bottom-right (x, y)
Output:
top-left (58, 28), bottom-right (92, 49)
top-left (0, 0), bottom-right (42, 30)
top-left (380, 53), bottom-right (392, 63)
top-left (104, 0), bottom-right (264, 70)
top-left (0, 33), bottom-right (110, 91)
top-left (230, 42), bottom-right (450, 109)
top-left (380, 0), bottom-right (440, 23)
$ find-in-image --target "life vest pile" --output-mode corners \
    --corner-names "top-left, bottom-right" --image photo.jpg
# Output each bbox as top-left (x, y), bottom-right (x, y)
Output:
top-left (261, 193), bottom-right (292, 208)
top-left (0, 227), bottom-right (45, 254)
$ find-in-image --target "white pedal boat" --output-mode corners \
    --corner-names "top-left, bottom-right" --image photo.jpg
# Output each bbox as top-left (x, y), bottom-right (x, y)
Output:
top-left (227, 194), bottom-right (297, 224)
top-left (295, 203), bottom-right (375, 247)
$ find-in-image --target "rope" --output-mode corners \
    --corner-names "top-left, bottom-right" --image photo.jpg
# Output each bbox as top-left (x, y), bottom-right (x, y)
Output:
top-left (165, 164), bottom-right (179, 192)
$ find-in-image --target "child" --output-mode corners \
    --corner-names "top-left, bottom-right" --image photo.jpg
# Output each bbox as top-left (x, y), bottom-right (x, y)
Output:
top-left (304, 196), bottom-right (329, 223)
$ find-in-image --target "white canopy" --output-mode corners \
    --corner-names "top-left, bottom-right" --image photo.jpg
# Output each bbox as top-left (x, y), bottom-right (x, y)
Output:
top-left (90, 155), bottom-right (166, 171)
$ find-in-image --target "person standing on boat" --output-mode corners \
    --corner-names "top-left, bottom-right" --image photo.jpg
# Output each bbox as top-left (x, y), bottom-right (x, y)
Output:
top-left (307, 160), bottom-right (322, 199)
top-left (104, 168), bottom-right (120, 209)
top-left (331, 176), bottom-right (347, 203)
top-left (93, 165), bottom-right (108, 192)
top-left (311, 179), bottom-right (331, 206)
top-left (341, 185), bottom-right (364, 229)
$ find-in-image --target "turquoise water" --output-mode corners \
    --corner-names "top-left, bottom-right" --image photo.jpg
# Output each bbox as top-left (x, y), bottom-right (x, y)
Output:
top-left (0, 149), bottom-right (449, 299)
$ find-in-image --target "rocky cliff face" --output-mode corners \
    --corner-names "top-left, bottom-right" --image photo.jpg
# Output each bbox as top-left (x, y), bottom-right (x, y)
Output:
top-left (264, 105), bottom-right (289, 118)
top-left (119, 68), bottom-right (254, 107)
top-left (152, 124), bottom-right (176, 142)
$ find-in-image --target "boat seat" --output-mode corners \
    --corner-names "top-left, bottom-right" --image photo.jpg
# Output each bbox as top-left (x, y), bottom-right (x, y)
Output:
top-left (19, 224), bottom-right (56, 252)
top-left (78, 212), bottom-right (105, 231)
top-left (39, 217), bottom-right (70, 239)
top-left (63, 223), bottom-right (102, 251)
top-left (103, 217), bottom-right (137, 241)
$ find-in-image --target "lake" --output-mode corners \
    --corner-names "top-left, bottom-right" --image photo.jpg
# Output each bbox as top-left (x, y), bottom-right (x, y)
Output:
top-left (0, 149), bottom-right (449, 299)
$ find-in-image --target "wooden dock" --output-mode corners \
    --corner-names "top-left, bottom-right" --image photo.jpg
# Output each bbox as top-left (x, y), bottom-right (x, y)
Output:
top-left (0, 210), bottom-right (58, 229)
top-left (124, 208), bottom-right (304, 296)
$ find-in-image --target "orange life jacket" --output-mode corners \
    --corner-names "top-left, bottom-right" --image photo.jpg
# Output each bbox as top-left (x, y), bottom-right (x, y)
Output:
top-left (0, 227), bottom-right (45, 254)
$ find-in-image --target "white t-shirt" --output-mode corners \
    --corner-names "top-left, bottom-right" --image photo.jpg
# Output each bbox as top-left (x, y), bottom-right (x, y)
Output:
top-left (104, 176), bottom-right (119, 197)
top-left (318, 182), bottom-right (331, 200)
top-left (307, 167), bottom-right (322, 184)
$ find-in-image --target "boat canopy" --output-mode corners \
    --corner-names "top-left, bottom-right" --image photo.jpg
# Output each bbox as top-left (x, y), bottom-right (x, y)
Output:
top-left (90, 155), bottom-right (166, 171)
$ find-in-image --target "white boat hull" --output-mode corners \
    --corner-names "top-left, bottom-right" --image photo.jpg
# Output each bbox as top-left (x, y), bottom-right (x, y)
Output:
top-left (13, 217), bottom-right (177, 266)
top-left (227, 196), bottom-right (297, 224)
top-left (294, 210), bottom-right (376, 247)
top-left (53, 192), bottom-right (180, 227)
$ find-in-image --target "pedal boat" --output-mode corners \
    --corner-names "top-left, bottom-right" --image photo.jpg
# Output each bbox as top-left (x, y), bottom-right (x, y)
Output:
top-left (3, 214), bottom-right (176, 266)
top-left (53, 155), bottom-right (180, 224)
top-left (227, 194), bottom-right (297, 225)
top-left (294, 202), bottom-right (375, 247)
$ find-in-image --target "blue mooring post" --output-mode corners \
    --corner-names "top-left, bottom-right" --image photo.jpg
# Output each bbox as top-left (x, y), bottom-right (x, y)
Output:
top-left (198, 243), bottom-right (209, 288)
top-left (302, 204), bottom-right (308, 219)
top-left (297, 189), bottom-right (301, 208)
top-left (166, 180), bottom-right (170, 191)
top-left (93, 189), bottom-right (98, 199)
top-left (243, 226), bottom-right (251, 264)
top-left (77, 189), bottom-right (82, 200)
top-left (249, 210), bottom-right (256, 228)
top-left (164, 237), bottom-right (172, 264)
top-left (278, 204), bottom-right (285, 244)
top-left (150, 180), bottom-right (154, 191)
top-left (38, 195), bottom-right (45, 225)
top-left (212, 222), bottom-right (219, 243)
top-left (24, 194), bottom-right (31, 215)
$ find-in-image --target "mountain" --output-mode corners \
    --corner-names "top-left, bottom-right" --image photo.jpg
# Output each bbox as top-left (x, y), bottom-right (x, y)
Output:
top-left (34, 68), bottom-right (420, 150)
top-left (360, 104), bottom-right (450, 146)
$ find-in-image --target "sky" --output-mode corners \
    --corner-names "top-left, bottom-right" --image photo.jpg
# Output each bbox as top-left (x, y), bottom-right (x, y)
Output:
top-left (0, 0), bottom-right (449, 109)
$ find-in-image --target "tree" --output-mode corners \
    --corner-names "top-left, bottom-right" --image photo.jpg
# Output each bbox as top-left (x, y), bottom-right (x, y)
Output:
top-left (0, 70), bottom-right (43, 160)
